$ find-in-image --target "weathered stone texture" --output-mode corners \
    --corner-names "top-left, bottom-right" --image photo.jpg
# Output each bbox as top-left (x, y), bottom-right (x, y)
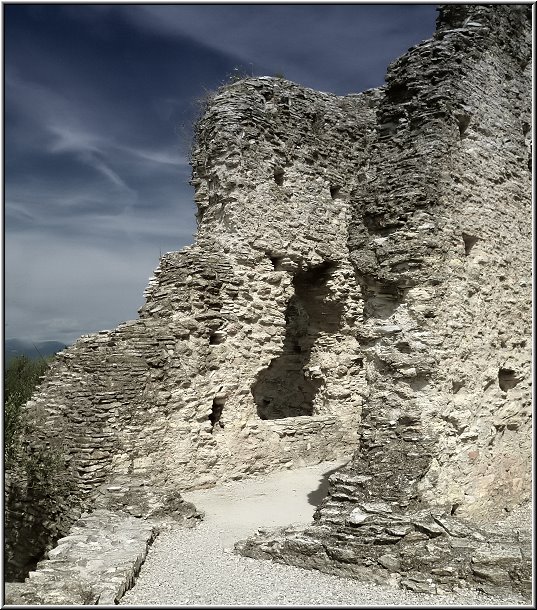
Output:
top-left (5, 2), bottom-right (531, 600)
top-left (5, 510), bottom-right (162, 605)
top-left (238, 4), bottom-right (532, 599)
top-left (6, 70), bottom-right (378, 583)
top-left (414, 6), bottom-right (532, 519)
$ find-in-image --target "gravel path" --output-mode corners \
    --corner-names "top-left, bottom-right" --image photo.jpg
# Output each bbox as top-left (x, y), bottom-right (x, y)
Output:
top-left (120, 460), bottom-right (529, 606)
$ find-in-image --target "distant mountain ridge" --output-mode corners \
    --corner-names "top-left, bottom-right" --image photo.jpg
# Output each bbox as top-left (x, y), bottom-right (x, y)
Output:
top-left (5, 339), bottom-right (68, 362)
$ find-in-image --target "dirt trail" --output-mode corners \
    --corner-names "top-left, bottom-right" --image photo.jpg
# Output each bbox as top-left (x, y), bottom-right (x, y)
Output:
top-left (181, 459), bottom-right (345, 547)
top-left (120, 460), bottom-right (526, 606)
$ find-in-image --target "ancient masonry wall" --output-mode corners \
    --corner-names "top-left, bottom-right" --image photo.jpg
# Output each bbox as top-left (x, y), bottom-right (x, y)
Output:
top-left (6, 78), bottom-right (380, 580)
top-left (238, 4), bottom-right (532, 598)
top-left (5, 2), bottom-right (531, 598)
top-left (341, 2), bottom-right (532, 523)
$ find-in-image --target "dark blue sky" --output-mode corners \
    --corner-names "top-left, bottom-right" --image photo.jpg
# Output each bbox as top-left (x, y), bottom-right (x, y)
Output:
top-left (5, 4), bottom-right (438, 345)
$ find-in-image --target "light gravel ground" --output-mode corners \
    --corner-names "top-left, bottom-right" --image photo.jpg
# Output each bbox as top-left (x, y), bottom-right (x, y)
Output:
top-left (120, 460), bottom-right (530, 606)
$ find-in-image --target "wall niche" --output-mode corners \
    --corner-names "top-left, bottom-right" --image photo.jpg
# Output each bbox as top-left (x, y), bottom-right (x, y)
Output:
top-left (253, 261), bottom-right (342, 419)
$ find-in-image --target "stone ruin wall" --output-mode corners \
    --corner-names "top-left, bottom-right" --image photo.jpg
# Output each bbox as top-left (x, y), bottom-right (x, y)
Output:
top-left (6, 67), bottom-right (379, 581)
top-left (5, 2), bottom-right (531, 597)
top-left (238, 4), bottom-right (532, 598)
top-left (342, 2), bottom-right (532, 523)
top-left (413, 11), bottom-right (532, 518)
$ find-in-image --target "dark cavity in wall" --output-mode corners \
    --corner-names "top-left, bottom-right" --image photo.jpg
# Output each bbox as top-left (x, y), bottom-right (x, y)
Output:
top-left (253, 262), bottom-right (342, 419)
top-left (387, 81), bottom-right (414, 103)
top-left (268, 255), bottom-right (283, 271)
top-left (209, 330), bottom-right (226, 345)
top-left (209, 398), bottom-right (225, 430)
top-left (455, 111), bottom-right (471, 137)
top-left (462, 232), bottom-right (479, 256)
top-left (498, 368), bottom-right (520, 391)
top-left (330, 185), bottom-right (341, 200)
top-left (274, 168), bottom-right (284, 186)
top-left (452, 379), bottom-right (465, 394)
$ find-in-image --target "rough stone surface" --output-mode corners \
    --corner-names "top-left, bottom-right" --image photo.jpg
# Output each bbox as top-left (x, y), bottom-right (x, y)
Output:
top-left (5, 510), bottom-right (163, 605)
top-left (6, 70), bottom-right (375, 584)
top-left (236, 502), bottom-right (532, 599)
top-left (237, 4), bottom-right (532, 600)
top-left (4, 2), bottom-right (531, 602)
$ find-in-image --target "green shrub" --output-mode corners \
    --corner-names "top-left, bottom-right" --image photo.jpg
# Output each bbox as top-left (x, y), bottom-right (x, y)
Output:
top-left (4, 355), bottom-right (50, 463)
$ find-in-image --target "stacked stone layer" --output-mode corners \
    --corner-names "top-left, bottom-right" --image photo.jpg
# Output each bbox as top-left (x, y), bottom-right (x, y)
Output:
top-left (5, 510), bottom-right (162, 605)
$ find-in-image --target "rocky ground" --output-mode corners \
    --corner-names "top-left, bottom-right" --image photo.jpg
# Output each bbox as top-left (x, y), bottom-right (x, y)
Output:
top-left (120, 460), bottom-right (530, 606)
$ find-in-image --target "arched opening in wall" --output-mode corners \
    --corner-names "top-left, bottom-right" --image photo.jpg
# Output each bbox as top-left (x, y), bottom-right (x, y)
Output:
top-left (252, 262), bottom-right (342, 419)
top-left (274, 168), bottom-right (284, 186)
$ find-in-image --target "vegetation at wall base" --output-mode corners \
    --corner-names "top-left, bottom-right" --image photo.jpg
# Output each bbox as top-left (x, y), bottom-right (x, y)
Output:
top-left (4, 355), bottom-right (51, 464)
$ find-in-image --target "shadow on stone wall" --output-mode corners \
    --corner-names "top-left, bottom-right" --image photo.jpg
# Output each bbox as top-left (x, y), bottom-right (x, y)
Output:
top-left (306, 465), bottom-right (342, 508)
top-left (253, 262), bottom-right (342, 419)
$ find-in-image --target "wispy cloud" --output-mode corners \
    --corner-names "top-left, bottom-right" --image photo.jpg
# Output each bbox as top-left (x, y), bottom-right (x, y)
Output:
top-left (5, 4), bottom-right (437, 344)
top-left (46, 123), bottom-right (102, 155)
top-left (46, 124), bottom-right (131, 190)
top-left (121, 145), bottom-right (188, 167)
top-left (47, 122), bottom-right (187, 169)
top-left (118, 5), bottom-right (437, 93)
top-left (6, 71), bottom-right (190, 227)
top-left (90, 155), bottom-right (130, 189)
